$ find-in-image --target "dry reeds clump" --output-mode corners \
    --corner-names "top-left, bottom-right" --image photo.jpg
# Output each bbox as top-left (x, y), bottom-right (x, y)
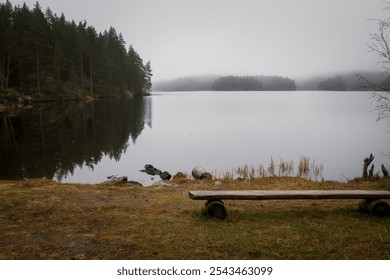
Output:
top-left (219, 156), bottom-right (323, 181)
top-left (236, 164), bottom-right (256, 180)
top-left (297, 155), bottom-right (310, 178)
top-left (278, 158), bottom-right (294, 177)
top-left (297, 156), bottom-right (323, 180)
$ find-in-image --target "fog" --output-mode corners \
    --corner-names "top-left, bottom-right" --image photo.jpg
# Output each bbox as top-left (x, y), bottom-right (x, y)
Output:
top-left (10, 0), bottom-right (388, 81)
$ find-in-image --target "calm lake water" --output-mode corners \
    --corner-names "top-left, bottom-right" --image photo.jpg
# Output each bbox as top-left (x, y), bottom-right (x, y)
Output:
top-left (1, 91), bottom-right (389, 185)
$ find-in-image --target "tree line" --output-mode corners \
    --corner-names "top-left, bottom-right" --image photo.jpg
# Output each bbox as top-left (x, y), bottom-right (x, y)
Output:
top-left (0, 1), bottom-right (152, 100)
top-left (154, 75), bottom-right (297, 91)
top-left (317, 76), bottom-right (347, 91)
top-left (212, 76), bottom-right (263, 91)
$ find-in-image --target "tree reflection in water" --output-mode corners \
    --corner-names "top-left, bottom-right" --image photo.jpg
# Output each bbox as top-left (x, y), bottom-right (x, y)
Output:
top-left (0, 97), bottom-right (151, 180)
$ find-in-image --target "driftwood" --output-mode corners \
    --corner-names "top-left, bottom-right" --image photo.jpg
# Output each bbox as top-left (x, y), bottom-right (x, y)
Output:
top-left (192, 166), bottom-right (212, 180)
top-left (362, 154), bottom-right (375, 178)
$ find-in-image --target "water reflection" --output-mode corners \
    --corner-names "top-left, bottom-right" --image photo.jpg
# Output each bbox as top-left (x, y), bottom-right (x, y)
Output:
top-left (0, 97), bottom-right (152, 180)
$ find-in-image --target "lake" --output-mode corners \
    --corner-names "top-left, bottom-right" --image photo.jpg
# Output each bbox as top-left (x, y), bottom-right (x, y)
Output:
top-left (0, 91), bottom-right (389, 185)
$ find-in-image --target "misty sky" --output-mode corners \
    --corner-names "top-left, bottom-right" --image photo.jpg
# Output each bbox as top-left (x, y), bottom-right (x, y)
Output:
top-left (8, 0), bottom-right (389, 81)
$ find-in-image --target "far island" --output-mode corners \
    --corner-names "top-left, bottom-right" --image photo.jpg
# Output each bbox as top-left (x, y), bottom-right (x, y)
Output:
top-left (153, 72), bottom-right (387, 92)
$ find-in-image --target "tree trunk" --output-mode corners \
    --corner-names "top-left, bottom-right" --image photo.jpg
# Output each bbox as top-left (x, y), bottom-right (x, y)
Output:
top-left (18, 67), bottom-right (22, 94)
top-left (80, 49), bottom-right (84, 93)
top-left (89, 55), bottom-right (93, 95)
top-left (0, 58), bottom-right (4, 91)
top-left (108, 59), bottom-right (112, 95)
top-left (36, 52), bottom-right (40, 93)
top-left (5, 49), bottom-right (11, 90)
top-left (3, 116), bottom-right (8, 151)
top-left (39, 110), bottom-right (45, 145)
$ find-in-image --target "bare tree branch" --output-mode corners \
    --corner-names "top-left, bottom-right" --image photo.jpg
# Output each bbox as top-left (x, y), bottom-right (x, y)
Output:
top-left (361, 9), bottom-right (390, 121)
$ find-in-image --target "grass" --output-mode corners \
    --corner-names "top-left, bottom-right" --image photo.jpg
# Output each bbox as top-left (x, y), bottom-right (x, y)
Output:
top-left (0, 177), bottom-right (390, 259)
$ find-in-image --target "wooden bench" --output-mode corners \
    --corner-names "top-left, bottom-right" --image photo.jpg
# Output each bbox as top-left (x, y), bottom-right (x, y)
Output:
top-left (189, 190), bottom-right (390, 219)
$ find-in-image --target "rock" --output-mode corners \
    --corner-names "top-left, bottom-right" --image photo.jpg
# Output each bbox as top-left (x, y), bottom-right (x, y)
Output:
top-left (128, 180), bottom-right (142, 186)
top-left (214, 181), bottom-right (222, 186)
top-left (160, 171), bottom-right (172, 181)
top-left (4, 89), bottom-right (20, 103)
top-left (153, 181), bottom-right (172, 188)
top-left (192, 166), bottom-right (212, 180)
top-left (104, 175), bottom-right (128, 184)
top-left (84, 95), bottom-right (95, 103)
top-left (140, 164), bottom-right (162, 176)
top-left (0, 104), bottom-right (7, 112)
top-left (123, 89), bottom-right (134, 98)
top-left (20, 95), bottom-right (33, 104)
top-left (324, 180), bottom-right (339, 184)
top-left (173, 172), bottom-right (186, 180)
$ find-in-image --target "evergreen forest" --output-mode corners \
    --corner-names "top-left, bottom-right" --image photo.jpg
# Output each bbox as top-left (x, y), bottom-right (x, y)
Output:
top-left (0, 1), bottom-right (152, 100)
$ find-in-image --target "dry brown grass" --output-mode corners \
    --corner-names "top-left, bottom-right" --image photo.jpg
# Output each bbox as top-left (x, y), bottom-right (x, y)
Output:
top-left (0, 177), bottom-right (389, 260)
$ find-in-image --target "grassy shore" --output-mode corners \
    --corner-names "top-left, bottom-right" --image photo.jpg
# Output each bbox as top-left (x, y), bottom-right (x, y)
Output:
top-left (0, 177), bottom-right (389, 260)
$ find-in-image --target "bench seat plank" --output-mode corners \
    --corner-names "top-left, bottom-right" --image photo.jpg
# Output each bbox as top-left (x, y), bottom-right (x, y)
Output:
top-left (189, 190), bottom-right (390, 200)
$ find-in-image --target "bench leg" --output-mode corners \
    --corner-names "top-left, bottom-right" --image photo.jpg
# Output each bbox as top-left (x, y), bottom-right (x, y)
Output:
top-left (205, 199), bottom-right (227, 219)
top-left (358, 199), bottom-right (390, 217)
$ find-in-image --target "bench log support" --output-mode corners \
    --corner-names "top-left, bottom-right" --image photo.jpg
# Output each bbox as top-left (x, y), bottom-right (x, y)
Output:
top-left (358, 199), bottom-right (390, 217)
top-left (205, 200), bottom-right (227, 219)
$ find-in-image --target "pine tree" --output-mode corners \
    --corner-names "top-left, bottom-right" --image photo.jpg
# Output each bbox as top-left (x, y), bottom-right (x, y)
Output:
top-left (32, 1), bottom-right (51, 92)
top-left (0, 0), bottom-right (14, 91)
top-left (127, 45), bottom-right (145, 95)
top-left (144, 61), bottom-right (153, 93)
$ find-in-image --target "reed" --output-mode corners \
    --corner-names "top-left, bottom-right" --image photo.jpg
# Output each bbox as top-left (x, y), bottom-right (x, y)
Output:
top-left (257, 164), bottom-right (267, 178)
top-left (311, 159), bottom-right (324, 181)
top-left (297, 155), bottom-right (310, 178)
top-left (268, 157), bottom-right (276, 177)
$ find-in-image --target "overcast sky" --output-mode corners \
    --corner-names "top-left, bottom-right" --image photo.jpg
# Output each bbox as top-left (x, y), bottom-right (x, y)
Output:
top-left (8, 0), bottom-right (389, 81)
